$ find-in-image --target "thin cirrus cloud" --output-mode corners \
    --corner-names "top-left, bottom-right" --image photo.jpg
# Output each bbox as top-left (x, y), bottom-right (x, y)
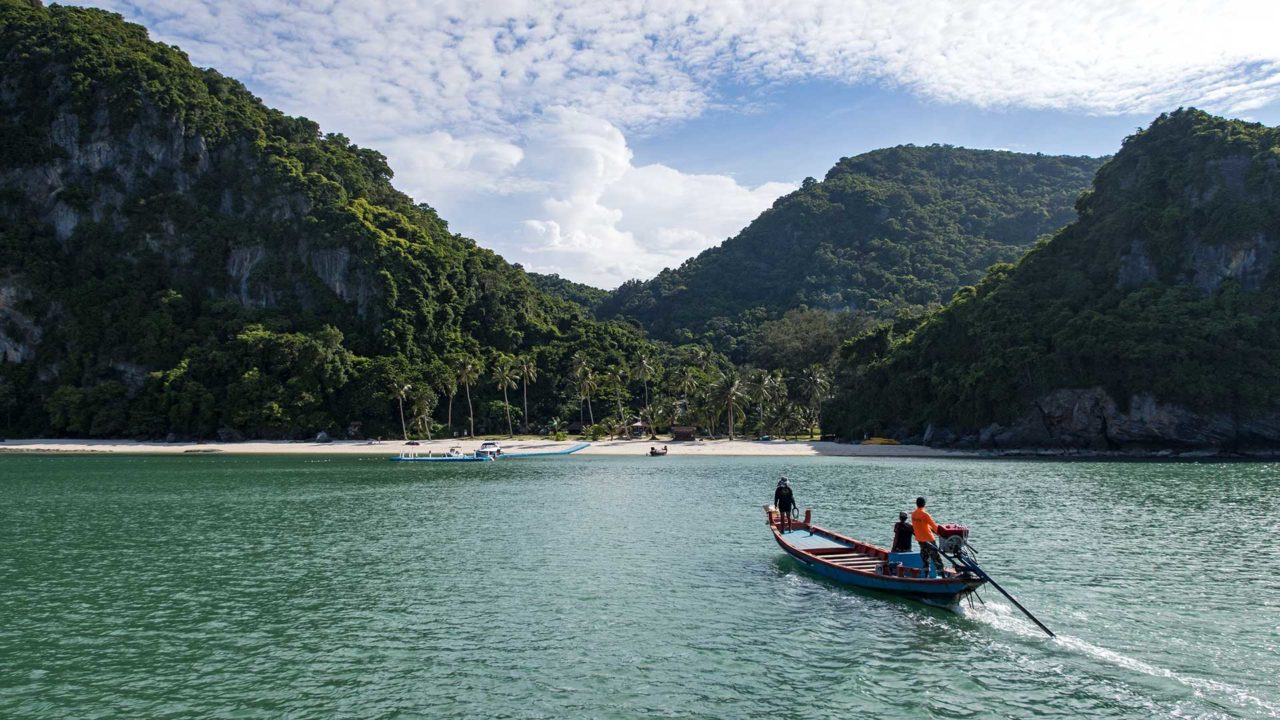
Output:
top-left (71, 0), bottom-right (1280, 287)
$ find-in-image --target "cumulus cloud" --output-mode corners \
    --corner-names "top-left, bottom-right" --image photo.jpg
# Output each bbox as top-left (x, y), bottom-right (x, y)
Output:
top-left (70, 0), bottom-right (1280, 285)
top-left (515, 108), bottom-right (794, 287)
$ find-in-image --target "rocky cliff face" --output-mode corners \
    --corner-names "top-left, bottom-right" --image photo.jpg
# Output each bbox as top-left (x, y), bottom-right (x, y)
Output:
top-left (0, 93), bottom-right (377, 316)
top-left (827, 110), bottom-right (1280, 452)
top-left (926, 388), bottom-right (1280, 452)
top-left (0, 2), bottom-right (590, 439)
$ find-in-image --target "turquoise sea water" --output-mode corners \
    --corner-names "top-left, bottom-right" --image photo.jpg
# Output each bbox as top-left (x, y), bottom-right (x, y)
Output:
top-left (1, 454), bottom-right (1277, 718)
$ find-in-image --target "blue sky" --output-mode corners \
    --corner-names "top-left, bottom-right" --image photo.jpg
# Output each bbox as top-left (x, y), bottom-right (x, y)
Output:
top-left (631, 83), bottom-right (1280, 185)
top-left (71, 1), bottom-right (1280, 288)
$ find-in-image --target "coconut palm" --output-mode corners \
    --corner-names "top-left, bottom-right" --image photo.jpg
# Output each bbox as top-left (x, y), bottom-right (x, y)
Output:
top-left (394, 382), bottom-right (412, 441)
top-left (649, 397), bottom-right (678, 437)
top-left (493, 360), bottom-right (519, 437)
top-left (743, 368), bottom-right (770, 436)
top-left (517, 355), bottom-right (538, 433)
top-left (633, 354), bottom-right (655, 410)
top-left (410, 392), bottom-right (435, 440)
top-left (797, 363), bottom-right (831, 438)
top-left (457, 361), bottom-right (480, 437)
top-left (689, 346), bottom-right (712, 372)
top-left (606, 368), bottom-right (628, 438)
top-left (713, 370), bottom-right (744, 440)
top-left (440, 373), bottom-right (458, 434)
top-left (675, 367), bottom-right (699, 422)
top-left (572, 353), bottom-right (596, 426)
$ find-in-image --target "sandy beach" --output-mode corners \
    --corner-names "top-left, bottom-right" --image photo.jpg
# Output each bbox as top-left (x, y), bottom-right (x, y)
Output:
top-left (0, 437), bottom-right (964, 458)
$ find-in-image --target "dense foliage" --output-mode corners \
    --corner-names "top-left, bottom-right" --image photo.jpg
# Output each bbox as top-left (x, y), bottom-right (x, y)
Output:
top-left (0, 1), bottom-right (672, 439)
top-left (526, 271), bottom-right (609, 313)
top-left (598, 146), bottom-right (1103, 356)
top-left (825, 110), bottom-right (1280, 440)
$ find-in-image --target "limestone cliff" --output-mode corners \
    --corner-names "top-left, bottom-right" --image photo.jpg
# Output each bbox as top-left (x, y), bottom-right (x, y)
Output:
top-left (827, 109), bottom-right (1280, 452)
top-left (0, 1), bottom-right (630, 439)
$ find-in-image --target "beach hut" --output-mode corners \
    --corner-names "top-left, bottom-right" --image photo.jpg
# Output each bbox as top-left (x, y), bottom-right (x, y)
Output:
top-left (629, 420), bottom-right (650, 438)
top-left (671, 425), bottom-right (697, 441)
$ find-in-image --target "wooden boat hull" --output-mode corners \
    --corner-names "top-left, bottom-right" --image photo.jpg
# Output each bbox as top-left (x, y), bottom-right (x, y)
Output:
top-left (766, 506), bottom-right (983, 609)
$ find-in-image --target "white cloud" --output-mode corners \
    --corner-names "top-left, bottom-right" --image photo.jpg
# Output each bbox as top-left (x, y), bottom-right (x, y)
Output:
top-left (515, 108), bottom-right (794, 288)
top-left (69, 0), bottom-right (1280, 285)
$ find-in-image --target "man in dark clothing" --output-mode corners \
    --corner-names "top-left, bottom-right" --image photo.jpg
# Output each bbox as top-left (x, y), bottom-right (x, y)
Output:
top-left (891, 511), bottom-right (913, 553)
top-left (773, 477), bottom-right (797, 533)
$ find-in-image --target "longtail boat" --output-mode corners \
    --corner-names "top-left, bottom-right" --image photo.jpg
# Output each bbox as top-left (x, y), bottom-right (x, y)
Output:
top-left (764, 505), bottom-right (985, 609)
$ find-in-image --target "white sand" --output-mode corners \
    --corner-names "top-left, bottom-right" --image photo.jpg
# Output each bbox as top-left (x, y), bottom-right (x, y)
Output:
top-left (0, 437), bottom-right (963, 457)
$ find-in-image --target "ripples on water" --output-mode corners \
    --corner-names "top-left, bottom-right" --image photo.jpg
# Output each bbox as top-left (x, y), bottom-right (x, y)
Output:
top-left (1, 454), bottom-right (1277, 718)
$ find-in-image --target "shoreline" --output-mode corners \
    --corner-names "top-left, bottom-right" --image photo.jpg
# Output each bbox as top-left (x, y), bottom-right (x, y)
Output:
top-left (0, 438), bottom-right (1269, 460)
top-left (0, 437), bottom-right (963, 458)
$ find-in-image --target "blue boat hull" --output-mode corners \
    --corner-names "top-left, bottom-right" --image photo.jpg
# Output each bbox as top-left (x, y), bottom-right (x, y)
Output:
top-left (774, 535), bottom-right (981, 608)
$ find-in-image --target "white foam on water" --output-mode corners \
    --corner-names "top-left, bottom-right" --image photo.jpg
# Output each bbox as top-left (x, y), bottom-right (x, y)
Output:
top-left (969, 602), bottom-right (1280, 718)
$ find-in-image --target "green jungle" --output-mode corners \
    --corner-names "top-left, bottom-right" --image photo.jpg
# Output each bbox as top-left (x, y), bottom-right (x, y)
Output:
top-left (3, 0), bottom-right (1279, 450)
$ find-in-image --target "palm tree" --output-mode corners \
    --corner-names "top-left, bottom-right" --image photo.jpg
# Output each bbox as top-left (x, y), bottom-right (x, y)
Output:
top-left (441, 373), bottom-right (458, 434)
top-left (743, 368), bottom-right (769, 436)
top-left (548, 417), bottom-right (565, 437)
top-left (676, 367), bottom-right (699, 422)
top-left (606, 368), bottom-right (628, 438)
top-left (410, 392), bottom-right (435, 440)
top-left (713, 370), bottom-right (743, 440)
top-left (572, 353), bottom-right (595, 426)
top-left (780, 401), bottom-right (807, 440)
top-left (649, 397), bottom-right (678, 437)
top-left (493, 360), bottom-right (519, 437)
top-left (633, 354), bottom-right (655, 410)
top-left (798, 364), bottom-right (831, 439)
top-left (576, 370), bottom-right (597, 426)
top-left (457, 361), bottom-right (480, 437)
top-left (765, 370), bottom-right (786, 436)
top-left (394, 382), bottom-right (412, 441)
top-left (689, 346), bottom-right (712, 372)
top-left (517, 355), bottom-right (538, 434)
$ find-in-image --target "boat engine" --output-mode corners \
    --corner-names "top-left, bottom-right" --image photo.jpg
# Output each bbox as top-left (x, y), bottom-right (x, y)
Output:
top-left (936, 524), bottom-right (970, 555)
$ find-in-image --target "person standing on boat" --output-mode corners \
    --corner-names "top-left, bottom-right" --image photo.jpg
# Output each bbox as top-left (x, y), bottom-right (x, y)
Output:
top-left (774, 478), bottom-right (797, 533)
top-left (911, 497), bottom-right (945, 578)
top-left (891, 511), bottom-right (914, 553)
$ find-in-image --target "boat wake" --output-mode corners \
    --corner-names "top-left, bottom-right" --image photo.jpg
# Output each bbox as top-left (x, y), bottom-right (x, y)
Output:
top-left (968, 602), bottom-right (1280, 718)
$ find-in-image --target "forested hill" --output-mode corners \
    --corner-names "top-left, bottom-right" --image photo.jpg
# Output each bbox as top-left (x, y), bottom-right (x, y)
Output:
top-left (527, 271), bottom-right (609, 312)
top-left (825, 109), bottom-right (1280, 451)
top-left (0, 0), bottom-right (657, 439)
top-left (597, 146), bottom-right (1103, 353)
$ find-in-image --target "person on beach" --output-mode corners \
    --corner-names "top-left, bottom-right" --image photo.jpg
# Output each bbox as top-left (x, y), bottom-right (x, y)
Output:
top-left (911, 496), bottom-right (946, 578)
top-left (891, 511), bottom-right (914, 553)
top-left (773, 477), bottom-right (797, 533)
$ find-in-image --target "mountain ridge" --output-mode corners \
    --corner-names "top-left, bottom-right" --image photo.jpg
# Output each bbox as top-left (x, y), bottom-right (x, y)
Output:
top-left (597, 144), bottom-right (1104, 355)
top-left (823, 109), bottom-right (1280, 450)
top-left (0, 0), bottom-right (655, 438)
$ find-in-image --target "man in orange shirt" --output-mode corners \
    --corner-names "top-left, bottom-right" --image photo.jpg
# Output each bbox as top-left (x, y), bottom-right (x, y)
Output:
top-left (911, 496), bottom-right (946, 578)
